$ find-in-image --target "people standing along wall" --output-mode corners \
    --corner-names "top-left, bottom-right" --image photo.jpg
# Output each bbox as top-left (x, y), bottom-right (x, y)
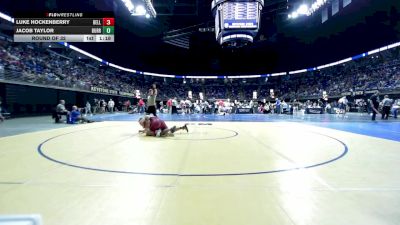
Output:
top-left (138, 98), bottom-right (145, 114)
top-left (167, 98), bottom-right (172, 114)
top-left (107, 98), bottom-right (115, 113)
top-left (275, 98), bottom-right (281, 114)
top-left (381, 95), bottom-right (393, 120)
top-left (391, 99), bottom-right (399, 119)
top-left (369, 91), bottom-right (380, 121)
top-left (172, 97), bottom-right (178, 114)
top-left (84, 101), bottom-right (92, 116)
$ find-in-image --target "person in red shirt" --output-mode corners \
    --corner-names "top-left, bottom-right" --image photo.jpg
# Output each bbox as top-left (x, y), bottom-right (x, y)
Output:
top-left (218, 100), bottom-right (224, 113)
top-left (167, 98), bottom-right (173, 114)
top-left (124, 100), bottom-right (131, 112)
top-left (138, 98), bottom-right (145, 114)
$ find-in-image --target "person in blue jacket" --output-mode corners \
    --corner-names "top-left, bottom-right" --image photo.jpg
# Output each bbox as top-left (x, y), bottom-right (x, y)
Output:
top-left (69, 106), bottom-right (93, 124)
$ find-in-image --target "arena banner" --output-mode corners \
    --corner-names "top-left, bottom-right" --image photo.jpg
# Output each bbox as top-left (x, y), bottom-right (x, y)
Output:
top-left (90, 86), bottom-right (118, 95)
top-left (236, 108), bottom-right (252, 114)
top-left (90, 86), bottom-right (134, 97)
top-left (305, 108), bottom-right (323, 114)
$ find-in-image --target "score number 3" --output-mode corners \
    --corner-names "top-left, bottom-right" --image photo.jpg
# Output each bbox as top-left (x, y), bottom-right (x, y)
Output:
top-left (102, 18), bottom-right (115, 26)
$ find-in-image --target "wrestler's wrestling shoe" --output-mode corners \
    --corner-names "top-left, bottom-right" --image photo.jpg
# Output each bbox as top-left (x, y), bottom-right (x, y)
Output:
top-left (170, 126), bottom-right (177, 133)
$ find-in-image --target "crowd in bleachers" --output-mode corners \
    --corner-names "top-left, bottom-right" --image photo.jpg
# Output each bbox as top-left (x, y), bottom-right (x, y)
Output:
top-left (1, 39), bottom-right (400, 103)
top-left (0, 40), bottom-right (144, 94)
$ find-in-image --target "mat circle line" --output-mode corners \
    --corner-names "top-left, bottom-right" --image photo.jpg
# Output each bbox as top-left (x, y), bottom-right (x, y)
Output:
top-left (167, 127), bottom-right (238, 141)
top-left (37, 125), bottom-right (349, 177)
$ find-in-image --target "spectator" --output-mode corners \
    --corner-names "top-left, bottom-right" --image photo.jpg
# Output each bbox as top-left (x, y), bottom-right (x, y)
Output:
top-left (338, 96), bottom-right (348, 114)
top-left (93, 99), bottom-right (99, 114)
top-left (391, 99), bottom-right (399, 119)
top-left (55, 99), bottom-right (69, 123)
top-left (275, 98), bottom-right (281, 114)
top-left (1, 39), bottom-right (400, 114)
top-left (108, 98), bottom-right (115, 113)
top-left (123, 100), bottom-right (131, 112)
top-left (100, 99), bottom-right (106, 113)
top-left (167, 98), bottom-right (172, 114)
top-left (85, 101), bottom-right (92, 116)
top-left (172, 97), bottom-right (178, 114)
top-left (69, 106), bottom-right (93, 124)
top-left (138, 98), bottom-right (145, 114)
top-left (381, 95), bottom-right (392, 120)
top-left (369, 91), bottom-right (380, 121)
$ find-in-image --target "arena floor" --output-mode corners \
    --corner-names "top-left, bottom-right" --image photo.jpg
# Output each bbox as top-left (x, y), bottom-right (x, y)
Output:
top-left (0, 113), bottom-right (399, 225)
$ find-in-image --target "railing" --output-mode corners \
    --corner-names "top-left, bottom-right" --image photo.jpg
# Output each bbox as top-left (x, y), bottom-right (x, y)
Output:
top-left (1, 69), bottom-right (399, 101)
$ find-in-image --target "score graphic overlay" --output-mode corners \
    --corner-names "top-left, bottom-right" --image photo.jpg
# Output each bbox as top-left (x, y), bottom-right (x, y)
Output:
top-left (13, 12), bottom-right (115, 42)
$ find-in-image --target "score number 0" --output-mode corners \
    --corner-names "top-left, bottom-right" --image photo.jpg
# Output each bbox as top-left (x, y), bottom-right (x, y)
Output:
top-left (102, 18), bottom-right (115, 35)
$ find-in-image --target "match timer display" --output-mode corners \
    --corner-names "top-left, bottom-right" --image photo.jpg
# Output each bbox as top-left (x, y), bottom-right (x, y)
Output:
top-left (13, 12), bottom-right (115, 42)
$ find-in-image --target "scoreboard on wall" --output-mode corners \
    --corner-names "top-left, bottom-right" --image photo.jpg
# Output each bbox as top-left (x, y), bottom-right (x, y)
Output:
top-left (13, 12), bottom-right (115, 42)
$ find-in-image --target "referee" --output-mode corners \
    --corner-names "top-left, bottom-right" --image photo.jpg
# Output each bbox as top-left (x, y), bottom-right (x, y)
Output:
top-left (146, 84), bottom-right (158, 117)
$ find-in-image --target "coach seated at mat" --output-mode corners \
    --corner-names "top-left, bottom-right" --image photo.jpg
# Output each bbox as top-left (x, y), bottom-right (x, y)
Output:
top-left (54, 100), bottom-right (69, 123)
top-left (68, 106), bottom-right (94, 124)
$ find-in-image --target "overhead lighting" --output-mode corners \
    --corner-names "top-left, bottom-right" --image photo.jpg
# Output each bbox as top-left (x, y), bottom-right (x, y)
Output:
top-left (144, 0), bottom-right (157, 18)
top-left (310, 0), bottom-right (327, 14)
top-left (135, 5), bottom-right (147, 16)
top-left (289, 0), bottom-right (327, 19)
top-left (122, 0), bottom-right (156, 18)
top-left (121, 0), bottom-right (135, 13)
top-left (311, 2), bottom-right (318, 10)
top-left (297, 4), bottom-right (308, 15)
top-left (0, 12), bottom-right (14, 23)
